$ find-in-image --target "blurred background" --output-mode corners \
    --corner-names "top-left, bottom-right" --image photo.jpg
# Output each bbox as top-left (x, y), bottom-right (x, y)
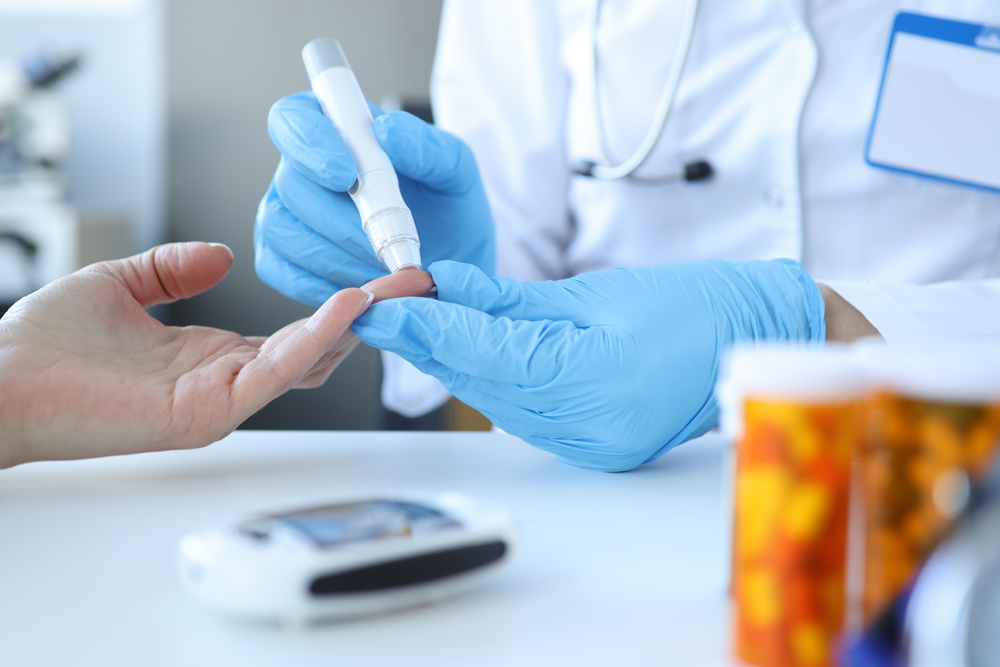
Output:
top-left (0, 0), bottom-right (487, 432)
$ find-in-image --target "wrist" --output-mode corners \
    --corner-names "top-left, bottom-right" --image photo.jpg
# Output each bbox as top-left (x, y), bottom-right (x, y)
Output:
top-left (817, 283), bottom-right (884, 343)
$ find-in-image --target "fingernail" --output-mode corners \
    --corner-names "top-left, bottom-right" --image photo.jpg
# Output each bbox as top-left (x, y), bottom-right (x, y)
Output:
top-left (208, 243), bottom-right (234, 260)
top-left (361, 288), bottom-right (375, 311)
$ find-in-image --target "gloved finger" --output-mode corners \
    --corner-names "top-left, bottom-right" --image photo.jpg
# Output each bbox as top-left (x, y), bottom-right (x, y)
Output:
top-left (353, 297), bottom-right (579, 387)
top-left (366, 99), bottom-right (386, 118)
top-left (373, 110), bottom-right (482, 195)
top-left (398, 354), bottom-right (577, 439)
top-left (254, 236), bottom-right (346, 308)
top-left (461, 371), bottom-right (570, 413)
top-left (399, 352), bottom-right (629, 468)
top-left (389, 336), bottom-right (567, 413)
top-left (377, 351), bottom-right (518, 424)
top-left (272, 160), bottom-right (378, 263)
top-left (443, 377), bottom-right (577, 440)
top-left (267, 91), bottom-right (357, 192)
top-left (428, 260), bottom-right (600, 324)
top-left (539, 437), bottom-right (642, 472)
top-left (257, 180), bottom-right (386, 286)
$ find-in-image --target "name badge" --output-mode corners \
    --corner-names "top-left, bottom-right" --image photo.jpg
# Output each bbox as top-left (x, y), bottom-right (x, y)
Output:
top-left (866, 12), bottom-right (1000, 193)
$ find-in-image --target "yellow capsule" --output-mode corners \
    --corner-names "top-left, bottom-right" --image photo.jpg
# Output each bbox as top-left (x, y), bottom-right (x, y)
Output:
top-left (787, 417), bottom-right (822, 464)
top-left (920, 414), bottom-right (964, 467)
top-left (966, 421), bottom-right (1000, 474)
top-left (907, 456), bottom-right (936, 489)
top-left (741, 568), bottom-right (783, 627)
top-left (737, 465), bottom-right (791, 558)
top-left (791, 622), bottom-right (828, 667)
top-left (782, 481), bottom-right (833, 543)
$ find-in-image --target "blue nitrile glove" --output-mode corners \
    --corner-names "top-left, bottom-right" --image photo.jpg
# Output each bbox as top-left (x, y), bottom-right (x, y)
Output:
top-left (354, 259), bottom-right (825, 472)
top-left (254, 91), bottom-right (495, 307)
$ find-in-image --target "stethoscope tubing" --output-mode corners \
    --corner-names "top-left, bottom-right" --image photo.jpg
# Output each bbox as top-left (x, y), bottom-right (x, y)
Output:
top-left (581, 0), bottom-right (706, 182)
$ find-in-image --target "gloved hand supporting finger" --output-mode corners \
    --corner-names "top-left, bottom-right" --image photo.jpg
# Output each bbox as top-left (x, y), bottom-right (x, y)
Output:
top-left (353, 297), bottom-right (579, 387)
top-left (428, 260), bottom-right (592, 323)
top-left (370, 313), bottom-right (569, 413)
top-left (397, 353), bottom-right (576, 441)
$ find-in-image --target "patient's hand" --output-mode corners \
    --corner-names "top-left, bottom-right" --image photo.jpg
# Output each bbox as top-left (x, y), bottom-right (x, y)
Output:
top-left (296, 267), bottom-right (435, 389)
top-left (0, 243), bottom-right (433, 468)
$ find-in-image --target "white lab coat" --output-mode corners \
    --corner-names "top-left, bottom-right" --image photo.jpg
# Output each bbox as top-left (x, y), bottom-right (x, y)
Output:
top-left (381, 0), bottom-right (1000, 417)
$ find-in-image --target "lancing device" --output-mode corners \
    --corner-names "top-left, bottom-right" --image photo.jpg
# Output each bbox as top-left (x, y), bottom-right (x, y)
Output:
top-left (302, 37), bottom-right (421, 273)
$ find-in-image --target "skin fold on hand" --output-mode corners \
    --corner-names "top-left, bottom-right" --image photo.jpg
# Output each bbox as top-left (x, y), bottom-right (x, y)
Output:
top-left (0, 243), bottom-right (433, 469)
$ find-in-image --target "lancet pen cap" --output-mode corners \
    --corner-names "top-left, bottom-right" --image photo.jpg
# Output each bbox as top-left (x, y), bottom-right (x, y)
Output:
top-left (382, 239), bottom-right (422, 274)
top-left (303, 37), bottom-right (351, 81)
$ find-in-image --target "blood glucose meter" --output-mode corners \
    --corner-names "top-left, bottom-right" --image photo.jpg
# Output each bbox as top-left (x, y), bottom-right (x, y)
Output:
top-left (178, 494), bottom-right (516, 623)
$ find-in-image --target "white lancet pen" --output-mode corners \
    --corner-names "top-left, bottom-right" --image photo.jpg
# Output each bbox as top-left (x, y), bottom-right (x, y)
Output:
top-left (302, 37), bottom-right (422, 273)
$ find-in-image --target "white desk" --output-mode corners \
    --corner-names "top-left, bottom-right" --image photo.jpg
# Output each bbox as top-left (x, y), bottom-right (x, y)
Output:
top-left (0, 430), bottom-right (733, 667)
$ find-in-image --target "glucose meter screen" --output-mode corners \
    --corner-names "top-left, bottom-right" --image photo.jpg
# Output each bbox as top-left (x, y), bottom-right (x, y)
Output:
top-left (274, 501), bottom-right (462, 548)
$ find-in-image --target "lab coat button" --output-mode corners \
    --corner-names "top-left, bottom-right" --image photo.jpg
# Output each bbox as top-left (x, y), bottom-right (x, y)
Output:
top-left (765, 187), bottom-right (785, 208)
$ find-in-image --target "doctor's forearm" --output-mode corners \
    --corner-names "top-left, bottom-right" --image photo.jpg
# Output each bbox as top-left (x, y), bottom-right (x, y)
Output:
top-left (816, 283), bottom-right (883, 343)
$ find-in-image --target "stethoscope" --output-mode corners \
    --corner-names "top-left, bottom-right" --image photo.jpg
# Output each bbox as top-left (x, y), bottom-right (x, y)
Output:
top-left (574, 0), bottom-right (713, 183)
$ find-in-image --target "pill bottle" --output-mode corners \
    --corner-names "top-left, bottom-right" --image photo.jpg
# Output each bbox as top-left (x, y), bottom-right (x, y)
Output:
top-left (853, 343), bottom-right (1000, 627)
top-left (720, 344), bottom-right (867, 667)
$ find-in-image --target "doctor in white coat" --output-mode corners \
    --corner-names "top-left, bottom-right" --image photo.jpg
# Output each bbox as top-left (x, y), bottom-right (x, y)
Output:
top-left (255, 0), bottom-right (1000, 470)
top-left (383, 0), bottom-right (1000, 415)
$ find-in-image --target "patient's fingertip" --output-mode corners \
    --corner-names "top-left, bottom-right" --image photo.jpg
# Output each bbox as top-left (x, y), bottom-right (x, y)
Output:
top-left (208, 242), bottom-right (234, 262)
top-left (397, 266), bottom-right (435, 289)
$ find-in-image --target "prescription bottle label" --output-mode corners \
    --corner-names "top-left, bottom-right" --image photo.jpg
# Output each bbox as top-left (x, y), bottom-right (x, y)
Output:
top-left (733, 399), bottom-right (856, 667)
top-left (858, 393), bottom-right (1000, 625)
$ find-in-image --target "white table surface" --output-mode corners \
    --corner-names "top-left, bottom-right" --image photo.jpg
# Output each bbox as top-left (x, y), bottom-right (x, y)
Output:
top-left (0, 430), bottom-right (734, 667)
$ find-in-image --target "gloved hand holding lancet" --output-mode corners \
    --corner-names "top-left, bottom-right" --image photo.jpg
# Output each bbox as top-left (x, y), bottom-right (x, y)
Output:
top-left (256, 46), bottom-right (494, 308)
top-left (302, 37), bottom-right (421, 273)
